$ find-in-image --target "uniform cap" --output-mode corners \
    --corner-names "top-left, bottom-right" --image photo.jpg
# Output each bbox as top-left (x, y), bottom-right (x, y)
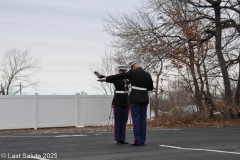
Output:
top-left (129, 60), bottom-right (141, 67)
top-left (117, 65), bottom-right (129, 71)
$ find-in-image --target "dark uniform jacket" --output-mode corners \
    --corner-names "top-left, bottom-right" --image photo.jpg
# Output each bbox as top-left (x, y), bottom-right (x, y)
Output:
top-left (105, 77), bottom-right (130, 106)
top-left (106, 67), bottom-right (153, 104)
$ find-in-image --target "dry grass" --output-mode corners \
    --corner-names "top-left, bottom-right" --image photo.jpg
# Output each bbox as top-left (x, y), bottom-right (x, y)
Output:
top-left (147, 112), bottom-right (240, 128)
top-left (1, 111), bottom-right (240, 135)
top-left (0, 126), bottom-right (110, 135)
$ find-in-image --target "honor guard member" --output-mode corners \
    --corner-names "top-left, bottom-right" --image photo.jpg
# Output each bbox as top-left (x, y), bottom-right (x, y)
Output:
top-left (95, 66), bottom-right (130, 145)
top-left (98, 60), bottom-right (154, 146)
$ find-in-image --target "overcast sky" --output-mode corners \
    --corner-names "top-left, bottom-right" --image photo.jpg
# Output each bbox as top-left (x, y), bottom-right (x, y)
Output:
top-left (0, 0), bottom-right (141, 95)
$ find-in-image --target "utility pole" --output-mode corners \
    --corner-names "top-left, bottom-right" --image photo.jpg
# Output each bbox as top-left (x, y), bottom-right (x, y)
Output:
top-left (0, 84), bottom-right (2, 95)
top-left (238, 0), bottom-right (240, 23)
top-left (20, 82), bottom-right (22, 95)
top-left (0, 84), bottom-right (5, 95)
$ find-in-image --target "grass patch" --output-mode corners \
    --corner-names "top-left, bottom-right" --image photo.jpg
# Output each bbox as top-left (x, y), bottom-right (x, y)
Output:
top-left (147, 112), bottom-right (240, 128)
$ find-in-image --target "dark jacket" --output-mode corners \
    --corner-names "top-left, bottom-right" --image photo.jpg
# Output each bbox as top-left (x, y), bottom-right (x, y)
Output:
top-left (105, 77), bottom-right (130, 106)
top-left (106, 67), bottom-right (153, 104)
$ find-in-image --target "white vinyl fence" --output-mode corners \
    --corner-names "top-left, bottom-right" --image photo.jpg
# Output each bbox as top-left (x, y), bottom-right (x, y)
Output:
top-left (0, 94), bottom-right (150, 130)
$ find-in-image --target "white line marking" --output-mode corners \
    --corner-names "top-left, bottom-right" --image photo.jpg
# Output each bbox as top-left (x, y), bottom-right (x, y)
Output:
top-left (0, 133), bottom-right (97, 138)
top-left (159, 145), bottom-right (240, 155)
top-left (0, 136), bottom-right (51, 137)
top-left (54, 134), bottom-right (87, 137)
top-left (95, 134), bottom-right (102, 135)
top-left (152, 129), bottom-right (181, 131)
top-left (31, 158), bottom-right (50, 160)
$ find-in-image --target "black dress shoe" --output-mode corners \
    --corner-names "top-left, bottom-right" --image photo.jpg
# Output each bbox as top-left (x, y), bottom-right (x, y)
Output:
top-left (130, 142), bottom-right (141, 146)
top-left (120, 141), bottom-right (129, 144)
top-left (130, 142), bottom-right (145, 146)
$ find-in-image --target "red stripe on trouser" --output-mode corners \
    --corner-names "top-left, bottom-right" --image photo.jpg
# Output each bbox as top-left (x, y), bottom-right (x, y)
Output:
top-left (113, 106), bottom-right (116, 140)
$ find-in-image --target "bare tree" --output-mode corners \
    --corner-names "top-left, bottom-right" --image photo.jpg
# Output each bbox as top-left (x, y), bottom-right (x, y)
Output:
top-left (0, 48), bottom-right (41, 95)
top-left (89, 51), bottom-right (119, 95)
top-left (174, 0), bottom-right (240, 117)
top-left (105, 0), bottom-right (240, 114)
top-left (80, 91), bottom-right (87, 95)
top-left (102, 0), bottom-right (240, 119)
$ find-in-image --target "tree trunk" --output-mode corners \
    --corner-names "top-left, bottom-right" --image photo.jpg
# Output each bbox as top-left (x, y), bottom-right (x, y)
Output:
top-left (188, 42), bottom-right (202, 110)
top-left (214, 5), bottom-right (232, 118)
top-left (234, 56), bottom-right (240, 109)
top-left (153, 74), bottom-right (160, 118)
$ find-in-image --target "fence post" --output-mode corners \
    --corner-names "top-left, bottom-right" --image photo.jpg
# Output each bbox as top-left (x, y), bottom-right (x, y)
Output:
top-left (75, 93), bottom-right (80, 127)
top-left (34, 93), bottom-right (38, 130)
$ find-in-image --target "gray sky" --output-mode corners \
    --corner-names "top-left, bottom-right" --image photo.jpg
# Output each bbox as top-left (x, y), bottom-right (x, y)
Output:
top-left (0, 0), bottom-right (141, 95)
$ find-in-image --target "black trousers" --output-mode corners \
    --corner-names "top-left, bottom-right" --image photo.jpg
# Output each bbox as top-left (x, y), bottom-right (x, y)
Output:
top-left (113, 105), bottom-right (129, 141)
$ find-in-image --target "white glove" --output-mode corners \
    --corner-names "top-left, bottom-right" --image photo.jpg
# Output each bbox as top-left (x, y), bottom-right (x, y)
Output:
top-left (97, 78), bottom-right (106, 82)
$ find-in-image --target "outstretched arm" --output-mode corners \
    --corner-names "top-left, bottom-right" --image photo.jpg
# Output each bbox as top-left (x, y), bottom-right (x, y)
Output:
top-left (94, 71), bottom-right (106, 78)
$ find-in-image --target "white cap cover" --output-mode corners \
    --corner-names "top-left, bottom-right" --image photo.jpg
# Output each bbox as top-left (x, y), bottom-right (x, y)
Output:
top-left (117, 65), bottom-right (129, 71)
top-left (129, 60), bottom-right (141, 67)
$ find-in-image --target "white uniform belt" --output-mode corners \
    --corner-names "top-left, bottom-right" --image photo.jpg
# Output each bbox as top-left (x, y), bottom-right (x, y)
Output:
top-left (115, 91), bottom-right (129, 94)
top-left (132, 86), bottom-right (147, 91)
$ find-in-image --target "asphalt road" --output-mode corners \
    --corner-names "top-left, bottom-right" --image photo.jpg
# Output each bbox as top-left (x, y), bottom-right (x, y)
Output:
top-left (0, 127), bottom-right (240, 160)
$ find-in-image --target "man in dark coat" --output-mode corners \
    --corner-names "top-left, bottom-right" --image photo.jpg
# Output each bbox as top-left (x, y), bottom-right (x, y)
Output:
top-left (96, 66), bottom-right (130, 145)
top-left (98, 60), bottom-right (154, 146)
